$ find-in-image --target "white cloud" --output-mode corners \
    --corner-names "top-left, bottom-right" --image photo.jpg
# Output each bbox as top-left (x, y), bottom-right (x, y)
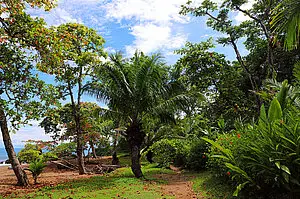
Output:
top-left (234, 0), bottom-right (255, 23)
top-left (104, 0), bottom-right (191, 56)
top-left (0, 121), bottom-right (52, 148)
top-left (104, 0), bottom-right (189, 24)
top-left (125, 23), bottom-right (187, 56)
top-left (104, 47), bottom-right (117, 54)
top-left (29, 7), bottom-right (79, 26)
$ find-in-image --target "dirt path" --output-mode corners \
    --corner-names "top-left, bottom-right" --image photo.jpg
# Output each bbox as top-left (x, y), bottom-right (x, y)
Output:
top-left (155, 166), bottom-right (200, 199)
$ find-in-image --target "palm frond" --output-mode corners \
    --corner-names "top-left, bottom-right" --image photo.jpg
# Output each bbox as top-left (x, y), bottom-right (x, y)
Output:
top-left (271, 0), bottom-right (300, 50)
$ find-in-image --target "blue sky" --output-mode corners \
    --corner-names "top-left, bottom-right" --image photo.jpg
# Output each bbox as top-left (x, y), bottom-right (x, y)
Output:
top-left (0, 0), bottom-right (254, 148)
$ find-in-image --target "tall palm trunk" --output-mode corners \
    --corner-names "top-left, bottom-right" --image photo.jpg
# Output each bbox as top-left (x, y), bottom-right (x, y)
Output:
top-left (112, 132), bottom-right (119, 165)
top-left (0, 108), bottom-right (29, 186)
top-left (126, 122), bottom-right (145, 178)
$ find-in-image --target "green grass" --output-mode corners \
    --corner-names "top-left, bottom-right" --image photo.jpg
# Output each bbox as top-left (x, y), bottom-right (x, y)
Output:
top-left (6, 164), bottom-right (175, 199)
top-left (184, 170), bottom-right (236, 199)
top-left (2, 155), bottom-right (239, 199)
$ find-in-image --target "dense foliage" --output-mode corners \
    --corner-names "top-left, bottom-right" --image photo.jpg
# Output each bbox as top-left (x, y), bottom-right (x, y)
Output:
top-left (0, 0), bottom-right (299, 197)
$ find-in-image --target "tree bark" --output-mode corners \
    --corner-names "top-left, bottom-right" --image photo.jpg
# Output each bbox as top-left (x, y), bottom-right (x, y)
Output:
top-left (126, 122), bottom-right (145, 178)
top-left (146, 150), bottom-right (154, 163)
top-left (0, 108), bottom-right (29, 186)
top-left (112, 151), bottom-right (119, 165)
top-left (67, 81), bottom-right (86, 175)
top-left (130, 145), bottom-right (143, 178)
top-left (76, 133), bottom-right (86, 175)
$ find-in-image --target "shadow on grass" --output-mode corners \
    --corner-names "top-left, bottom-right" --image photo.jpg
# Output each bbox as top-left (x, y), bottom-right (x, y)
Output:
top-left (183, 170), bottom-right (236, 199)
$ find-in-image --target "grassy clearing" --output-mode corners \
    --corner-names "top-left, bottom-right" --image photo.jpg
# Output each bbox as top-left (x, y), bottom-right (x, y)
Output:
top-left (5, 164), bottom-right (175, 199)
top-left (185, 170), bottom-right (236, 199)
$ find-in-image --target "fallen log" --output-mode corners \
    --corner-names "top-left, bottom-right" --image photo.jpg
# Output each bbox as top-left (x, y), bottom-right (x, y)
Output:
top-left (51, 161), bottom-right (78, 171)
top-left (92, 164), bottom-right (120, 174)
top-left (60, 159), bottom-right (79, 169)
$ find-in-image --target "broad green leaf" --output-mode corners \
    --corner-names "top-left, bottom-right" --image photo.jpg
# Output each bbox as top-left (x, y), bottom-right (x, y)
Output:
top-left (268, 98), bottom-right (283, 122)
top-left (277, 80), bottom-right (289, 111)
top-left (281, 165), bottom-right (291, 175)
top-left (202, 137), bottom-right (233, 160)
top-left (275, 161), bottom-right (281, 169)
top-left (225, 163), bottom-right (252, 182)
top-left (233, 182), bottom-right (249, 197)
top-left (259, 104), bottom-right (267, 121)
top-left (211, 155), bottom-right (230, 161)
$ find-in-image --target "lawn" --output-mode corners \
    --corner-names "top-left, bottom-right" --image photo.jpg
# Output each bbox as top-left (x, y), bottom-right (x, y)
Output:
top-left (4, 164), bottom-right (175, 199)
top-left (185, 170), bottom-right (236, 199)
top-left (2, 153), bottom-right (237, 199)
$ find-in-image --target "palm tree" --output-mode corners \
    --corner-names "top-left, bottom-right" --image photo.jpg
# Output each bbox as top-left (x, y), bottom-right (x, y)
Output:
top-left (88, 52), bottom-right (184, 178)
top-left (271, 0), bottom-right (300, 50)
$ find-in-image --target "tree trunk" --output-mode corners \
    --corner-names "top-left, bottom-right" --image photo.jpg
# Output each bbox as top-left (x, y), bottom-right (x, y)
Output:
top-left (111, 132), bottom-right (119, 165)
top-left (0, 108), bottom-right (29, 186)
top-left (126, 122), bottom-right (145, 178)
top-left (112, 151), bottom-right (119, 165)
top-left (146, 150), bottom-right (154, 163)
top-left (130, 145), bottom-right (143, 178)
top-left (67, 81), bottom-right (86, 175)
top-left (77, 134), bottom-right (86, 175)
top-left (89, 140), bottom-right (97, 158)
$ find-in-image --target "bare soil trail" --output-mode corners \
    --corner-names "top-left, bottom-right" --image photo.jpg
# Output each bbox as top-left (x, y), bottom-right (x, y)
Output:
top-left (155, 165), bottom-right (201, 199)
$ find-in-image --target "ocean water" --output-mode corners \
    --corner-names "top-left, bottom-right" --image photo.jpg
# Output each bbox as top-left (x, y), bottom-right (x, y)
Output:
top-left (0, 148), bottom-right (22, 162)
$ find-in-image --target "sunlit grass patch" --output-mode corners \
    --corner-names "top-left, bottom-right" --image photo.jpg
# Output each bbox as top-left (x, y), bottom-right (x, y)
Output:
top-left (185, 170), bottom-right (236, 199)
top-left (7, 164), bottom-right (175, 199)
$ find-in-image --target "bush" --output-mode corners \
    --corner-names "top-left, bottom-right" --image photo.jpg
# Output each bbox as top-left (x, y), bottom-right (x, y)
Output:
top-left (18, 143), bottom-right (58, 163)
top-left (186, 139), bottom-right (209, 171)
top-left (205, 80), bottom-right (300, 197)
top-left (27, 158), bottom-right (47, 184)
top-left (42, 152), bottom-right (58, 161)
top-left (150, 138), bottom-right (208, 170)
top-left (52, 142), bottom-right (76, 158)
top-left (150, 139), bottom-right (189, 167)
top-left (95, 139), bottom-right (111, 156)
top-left (18, 144), bottom-right (41, 163)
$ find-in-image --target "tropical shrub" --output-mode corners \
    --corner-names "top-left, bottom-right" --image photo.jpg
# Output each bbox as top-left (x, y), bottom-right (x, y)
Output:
top-left (27, 158), bottom-right (47, 184)
top-left (207, 121), bottom-right (254, 178)
top-left (52, 142), bottom-right (76, 158)
top-left (150, 138), bottom-right (209, 170)
top-left (95, 138), bottom-right (111, 156)
top-left (150, 139), bottom-right (190, 167)
top-left (42, 151), bottom-right (58, 161)
top-left (186, 139), bottom-right (209, 171)
top-left (205, 80), bottom-right (300, 197)
top-left (18, 144), bottom-right (41, 163)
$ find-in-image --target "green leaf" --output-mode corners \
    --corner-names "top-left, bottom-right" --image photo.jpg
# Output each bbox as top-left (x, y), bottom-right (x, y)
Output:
top-left (225, 163), bottom-right (252, 182)
top-left (211, 155), bottom-right (230, 161)
top-left (268, 98), bottom-right (283, 122)
top-left (281, 165), bottom-right (291, 175)
top-left (280, 135), bottom-right (296, 146)
top-left (276, 80), bottom-right (289, 110)
top-left (233, 182), bottom-right (249, 197)
top-left (275, 161), bottom-right (281, 169)
top-left (259, 104), bottom-right (267, 121)
top-left (202, 137), bottom-right (234, 160)
top-left (283, 172), bottom-right (289, 182)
